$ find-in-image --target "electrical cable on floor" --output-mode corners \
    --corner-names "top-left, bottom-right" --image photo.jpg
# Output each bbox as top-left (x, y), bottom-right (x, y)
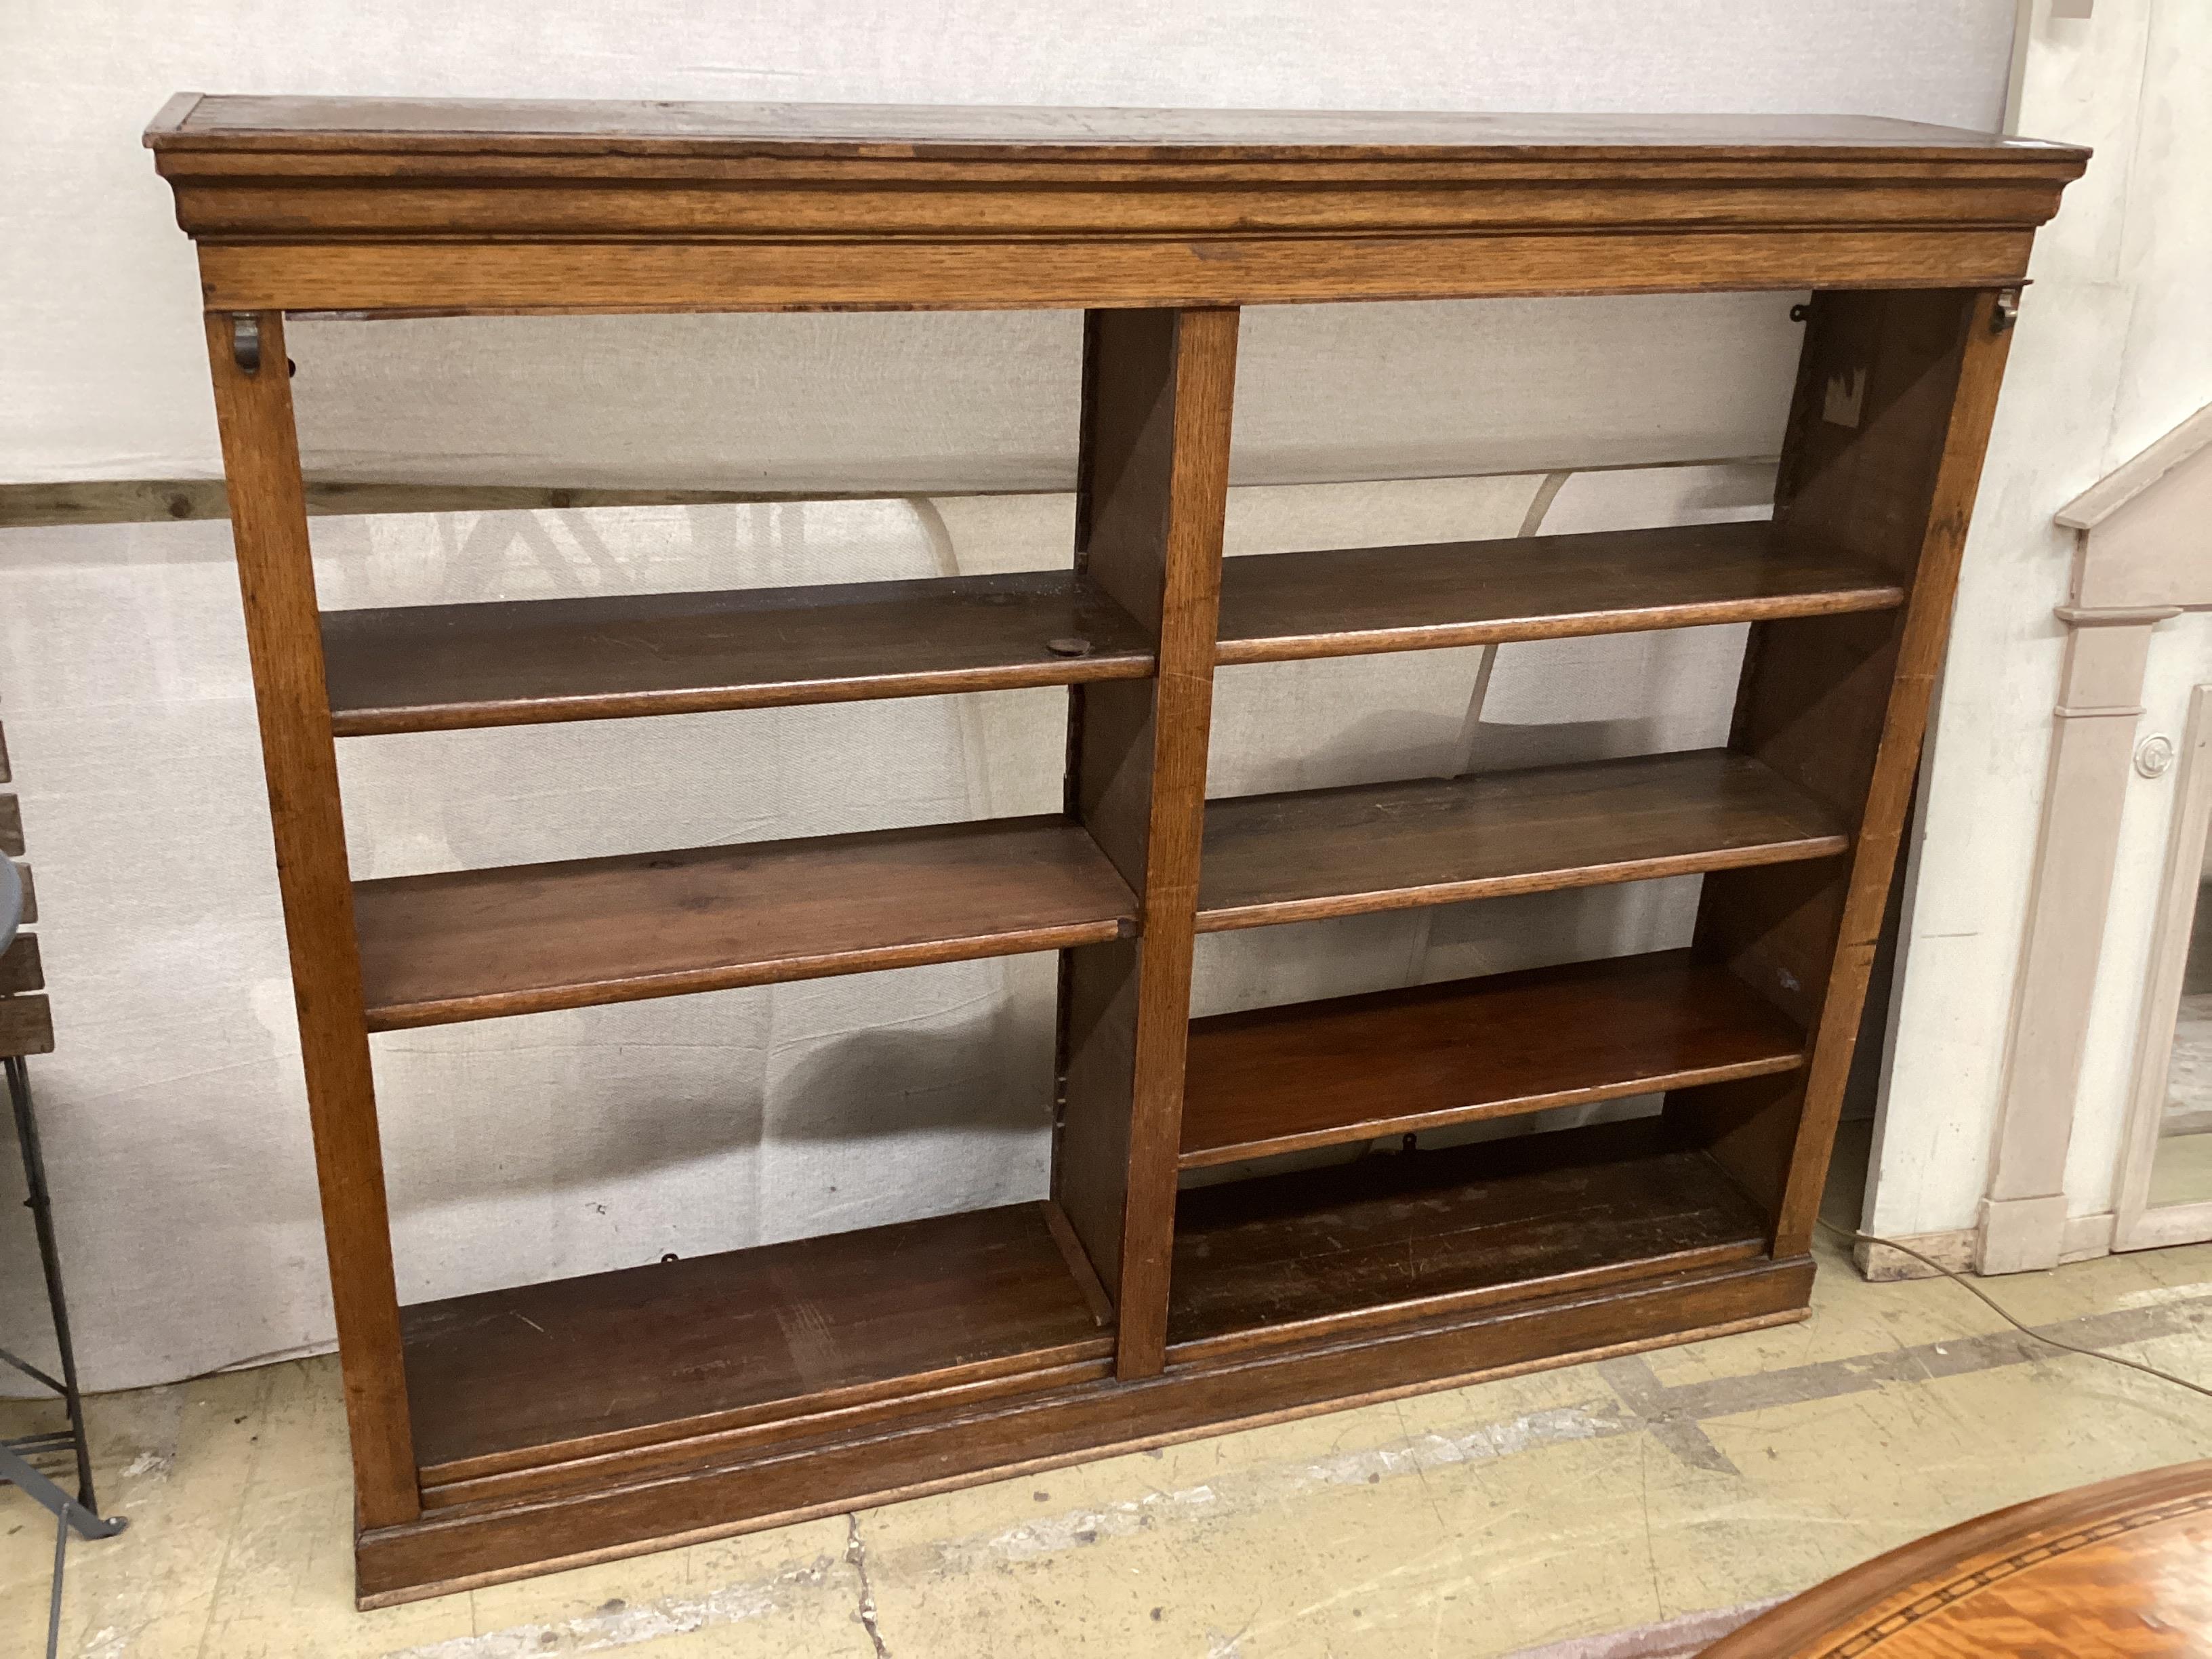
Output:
top-left (1816, 1217), bottom-right (2212, 1403)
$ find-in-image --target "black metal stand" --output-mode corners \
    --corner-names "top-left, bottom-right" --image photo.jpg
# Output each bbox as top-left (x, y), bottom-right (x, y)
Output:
top-left (4, 1055), bottom-right (125, 1659)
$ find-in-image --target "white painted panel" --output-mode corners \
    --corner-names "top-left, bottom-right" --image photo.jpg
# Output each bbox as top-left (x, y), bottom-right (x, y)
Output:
top-left (2064, 613), bottom-right (2212, 1216)
top-left (1868, 0), bottom-right (2212, 1246)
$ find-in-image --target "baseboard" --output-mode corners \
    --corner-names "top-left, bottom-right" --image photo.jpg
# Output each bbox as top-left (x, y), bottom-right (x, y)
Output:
top-left (1978, 1192), bottom-right (2070, 1275)
top-left (1851, 1207), bottom-right (2114, 1282)
top-left (1852, 1225), bottom-right (1978, 1282)
top-left (2060, 1210), bottom-right (2116, 1263)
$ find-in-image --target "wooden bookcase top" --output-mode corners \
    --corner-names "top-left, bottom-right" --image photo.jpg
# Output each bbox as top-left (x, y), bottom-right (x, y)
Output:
top-left (146, 94), bottom-right (2079, 162)
top-left (143, 94), bottom-right (2088, 314)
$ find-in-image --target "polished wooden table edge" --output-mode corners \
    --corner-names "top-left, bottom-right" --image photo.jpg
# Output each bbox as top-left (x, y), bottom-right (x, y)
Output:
top-left (1705, 1457), bottom-right (2212, 1656)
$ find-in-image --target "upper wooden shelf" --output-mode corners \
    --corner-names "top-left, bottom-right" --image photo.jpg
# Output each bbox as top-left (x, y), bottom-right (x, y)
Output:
top-left (1197, 748), bottom-right (1847, 931)
top-left (354, 815), bottom-right (1135, 1029)
top-left (144, 95), bottom-right (2087, 314)
top-left (1216, 520), bottom-right (1899, 665)
top-left (323, 571), bottom-right (1153, 736)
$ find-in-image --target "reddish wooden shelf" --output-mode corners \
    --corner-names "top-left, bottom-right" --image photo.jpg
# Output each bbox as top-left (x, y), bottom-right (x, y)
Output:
top-left (146, 89), bottom-right (2082, 1606)
top-left (324, 571), bottom-right (1154, 736)
top-left (355, 816), bottom-right (1136, 1029)
top-left (403, 1200), bottom-right (1112, 1488)
top-left (1215, 520), bottom-right (1901, 664)
top-left (1168, 1121), bottom-right (1770, 1361)
top-left (1197, 748), bottom-right (1848, 932)
top-left (1180, 949), bottom-right (1805, 1168)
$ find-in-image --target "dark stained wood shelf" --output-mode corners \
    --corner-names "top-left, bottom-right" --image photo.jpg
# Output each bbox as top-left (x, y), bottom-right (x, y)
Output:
top-left (1168, 1121), bottom-right (1770, 1360)
top-left (1197, 748), bottom-right (1849, 932)
top-left (323, 571), bottom-right (1155, 736)
top-left (354, 816), bottom-right (1136, 1029)
top-left (150, 92), bottom-right (2081, 1602)
top-left (1215, 520), bottom-right (1902, 664)
top-left (403, 1200), bottom-right (1112, 1486)
top-left (1180, 949), bottom-right (1807, 1168)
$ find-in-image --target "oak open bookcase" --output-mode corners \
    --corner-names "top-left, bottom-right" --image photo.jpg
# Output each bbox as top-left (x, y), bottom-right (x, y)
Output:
top-left (146, 96), bottom-right (2085, 1604)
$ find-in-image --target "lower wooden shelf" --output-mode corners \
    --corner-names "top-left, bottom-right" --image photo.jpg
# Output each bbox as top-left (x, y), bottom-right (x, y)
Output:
top-left (1167, 1120), bottom-right (1771, 1361)
top-left (359, 1246), bottom-right (1811, 1607)
top-left (1180, 949), bottom-right (1807, 1168)
top-left (402, 1200), bottom-right (1113, 1502)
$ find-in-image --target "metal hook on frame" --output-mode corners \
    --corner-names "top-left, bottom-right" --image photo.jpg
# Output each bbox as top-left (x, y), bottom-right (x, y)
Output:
top-left (1992, 287), bottom-right (2023, 333)
top-left (230, 313), bottom-right (262, 375)
top-left (228, 315), bottom-right (297, 378)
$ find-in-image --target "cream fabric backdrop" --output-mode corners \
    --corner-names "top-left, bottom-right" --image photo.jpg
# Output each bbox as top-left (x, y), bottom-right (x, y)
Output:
top-left (0, 2), bottom-right (2014, 1388)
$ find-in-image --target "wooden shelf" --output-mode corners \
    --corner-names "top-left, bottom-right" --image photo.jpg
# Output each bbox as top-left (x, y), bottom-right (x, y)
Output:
top-left (403, 1200), bottom-right (1112, 1488)
top-left (354, 815), bottom-right (1136, 1029)
top-left (1168, 1121), bottom-right (1769, 1360)
top-left (1180, 949), bottom-right (1806, 1168)
top-left (1216, 520), bottom-right (1902, 664)
top-left (1197, 748), bottom-right (1848, 932)
top-left (323, 571), bottom-right (1154, 735)
top-left (151, 94), bottom-right (2076, 1601)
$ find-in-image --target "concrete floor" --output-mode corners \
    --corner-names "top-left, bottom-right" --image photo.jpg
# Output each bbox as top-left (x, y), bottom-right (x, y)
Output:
top-left (8, 1149), bottom-right (2212, 1658)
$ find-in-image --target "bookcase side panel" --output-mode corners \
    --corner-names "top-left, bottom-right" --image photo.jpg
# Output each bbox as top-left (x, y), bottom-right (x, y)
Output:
top-left (203, 308), bottom-right (419, 1527)
top-left (1680, 289), bottom-right (2018, 1254)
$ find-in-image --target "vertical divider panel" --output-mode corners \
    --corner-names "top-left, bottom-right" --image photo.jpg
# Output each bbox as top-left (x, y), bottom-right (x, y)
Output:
top-left (1675, 289), bottom-right (2016, 1256)
top-left (203, 310), bottom-right (421, 1526)
top-left (1056, 307), bottom-right (1239, 1378)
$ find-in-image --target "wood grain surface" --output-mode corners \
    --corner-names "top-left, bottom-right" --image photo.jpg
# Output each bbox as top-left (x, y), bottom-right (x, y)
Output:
top-left (1180, 949), bottom-right (1806, 1168)
top-left (1168, 1121), bottom-right (1769, 1359)
top-left (324, 572), bottom-right (1153, 735)
top-left (0, 996), bottom-right (52, 1058)
top-left (140, 92), bottom-right (2074, 1605)
top-left (0, 936), bottom-right (41, 997)
top-left (185, 232), bottom-right (2052, 316)
top-left (403, 1201), bottom-right (1111, 1481)
top-left (1677, 289), bottom-right (2020, 1263)
top-left (354, 816), bottom-right (1137, 1029)
top-left (1706, 1458), bottom-right (2212, 1656)
top-left (146, 97), bottom-right (2085, 313)
top-left (364, 1256), bottom-right (1812, 1605)
top-left (1057, 307), bottom-right (1241, 1378)
top-left (0, 754), bottom-right (45, 1052)
top-left (146, 98), bottom-right (2078, 157)
top-left (203, 312), bottom-right (420, 1527)
top-left (1197, 748), bottom-right (1849, 930)
top-left (1216, 520), bottom-right (1901, 663)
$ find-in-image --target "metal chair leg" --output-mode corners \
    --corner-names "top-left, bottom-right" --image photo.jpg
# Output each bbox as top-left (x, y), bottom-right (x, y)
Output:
top-left (3, 1056), bottom-right (126, 1659)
